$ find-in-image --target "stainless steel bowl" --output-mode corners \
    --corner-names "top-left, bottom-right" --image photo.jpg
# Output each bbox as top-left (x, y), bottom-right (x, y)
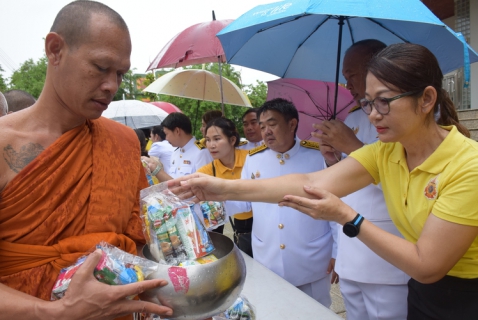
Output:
top-left (140, 232), bottom-right (246, 320)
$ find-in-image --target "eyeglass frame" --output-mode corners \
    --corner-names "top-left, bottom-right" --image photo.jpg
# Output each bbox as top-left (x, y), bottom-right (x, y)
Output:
top-left (359, 90), bottom-right (423, 115)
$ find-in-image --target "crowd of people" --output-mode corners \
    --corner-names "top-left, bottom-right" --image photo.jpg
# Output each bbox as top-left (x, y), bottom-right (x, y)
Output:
top-left (1, 1), bottom-right (478, 320)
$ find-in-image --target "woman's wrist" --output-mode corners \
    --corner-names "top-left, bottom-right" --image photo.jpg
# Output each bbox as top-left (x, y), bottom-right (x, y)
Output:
top-left (151, 163), bottom-right (162, 176)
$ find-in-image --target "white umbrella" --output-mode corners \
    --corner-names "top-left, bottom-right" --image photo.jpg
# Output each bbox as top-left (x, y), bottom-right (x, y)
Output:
top-left (102, 100), bottom-right (169, 129)
top-left (143, 69), bottom-right (252, 108)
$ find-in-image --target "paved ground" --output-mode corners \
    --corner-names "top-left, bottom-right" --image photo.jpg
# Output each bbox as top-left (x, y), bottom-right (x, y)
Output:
top-left (223, 223), bottom-right (347, 319)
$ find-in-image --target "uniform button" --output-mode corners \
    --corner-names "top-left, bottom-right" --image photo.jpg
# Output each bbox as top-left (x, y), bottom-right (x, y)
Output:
top-left (280, 244), bottom-right (286, 249)
top-left (278, 224), bottom-right (284, 229)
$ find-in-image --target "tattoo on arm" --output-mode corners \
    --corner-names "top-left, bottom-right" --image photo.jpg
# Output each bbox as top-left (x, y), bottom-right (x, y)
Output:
top-left (3, 143), bottom-right (45, 173)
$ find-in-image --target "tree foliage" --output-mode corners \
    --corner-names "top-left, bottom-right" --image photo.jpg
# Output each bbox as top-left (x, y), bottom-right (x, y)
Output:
top-left (9, 56), bottom-right (47, 98)
top-left (0, 65), bottom-right (7, 92)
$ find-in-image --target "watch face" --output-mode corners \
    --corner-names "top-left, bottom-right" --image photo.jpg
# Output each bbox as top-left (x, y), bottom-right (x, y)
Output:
top-left (343, 223), bottom-right (359, 237)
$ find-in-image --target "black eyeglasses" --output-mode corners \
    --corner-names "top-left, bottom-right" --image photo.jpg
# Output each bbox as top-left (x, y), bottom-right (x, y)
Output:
top-left (359, 90), bottom-right (422, 115)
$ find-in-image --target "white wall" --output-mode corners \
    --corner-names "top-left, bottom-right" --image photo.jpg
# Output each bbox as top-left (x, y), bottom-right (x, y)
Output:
top-left (470, 0), bottom-right (478, 108)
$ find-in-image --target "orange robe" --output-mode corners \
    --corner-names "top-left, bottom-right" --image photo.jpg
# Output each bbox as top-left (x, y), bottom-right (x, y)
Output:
top-left (0, 117), bottom-right (148, 301)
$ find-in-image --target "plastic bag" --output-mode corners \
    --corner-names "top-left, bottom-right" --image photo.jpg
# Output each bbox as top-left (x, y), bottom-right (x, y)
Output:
top-left (51, 241), bottom-right (158, 300)
top-left (140, 183), bottom-right (215, 266)
top-left (192, 201), bottom-right (227, 231)
top-left (212, 295), bottom-right (256, 320)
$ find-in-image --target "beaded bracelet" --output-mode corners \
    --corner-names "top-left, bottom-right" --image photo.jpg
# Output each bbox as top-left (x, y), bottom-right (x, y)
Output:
top-left (151, 163), bottom-right (162, 176)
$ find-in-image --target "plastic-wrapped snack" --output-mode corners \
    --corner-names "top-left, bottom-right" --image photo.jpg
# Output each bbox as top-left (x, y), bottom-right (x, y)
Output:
top-left (142, 159), bottom-right (159, 186)
top-left (140, 183), bottom-right (215, 265)
top-left (212, 295), bottom-right (256, 320)
top-left (194, 201), bottom-right (227, 231)
top-left (51, 241), bottom-right (158, 301)
top-left (179, 254), bottom-right (218, 266)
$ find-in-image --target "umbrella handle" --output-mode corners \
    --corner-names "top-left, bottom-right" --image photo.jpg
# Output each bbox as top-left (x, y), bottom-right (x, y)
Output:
top-left (333, 16), bottom-right (345, 120)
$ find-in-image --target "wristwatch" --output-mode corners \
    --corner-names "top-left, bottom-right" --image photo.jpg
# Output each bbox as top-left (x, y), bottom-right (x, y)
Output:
top-left (343, 213), bottom-right (364, 238)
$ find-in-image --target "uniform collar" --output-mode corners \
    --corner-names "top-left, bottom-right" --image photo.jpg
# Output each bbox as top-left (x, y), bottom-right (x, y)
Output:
top-left (181, 137), bottom-right (196, 152)
top-left (389, 126), bottom-right (464, 174)
top-left (216, 149), bottom-right (246, 174)
top-left (272, 138), bottom-right (301, 158)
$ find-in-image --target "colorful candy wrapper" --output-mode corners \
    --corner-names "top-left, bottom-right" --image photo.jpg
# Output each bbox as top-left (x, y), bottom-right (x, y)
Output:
top-left (193, 201), bottom-right (227, 231)
top-left (51, 241), bottom-right (158, 300)
top-left (212, 295), bottom-right (256, 320)
top-left (140, 182), bottom-right (215, 266)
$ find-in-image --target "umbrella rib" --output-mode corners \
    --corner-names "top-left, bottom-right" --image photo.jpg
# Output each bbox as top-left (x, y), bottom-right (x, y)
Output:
top-left (345, 18), bottom-right (355, 44)
top-left (281, 15), bottom-right (332, 78)
top-left (365, 18), bottom-right (410, 43)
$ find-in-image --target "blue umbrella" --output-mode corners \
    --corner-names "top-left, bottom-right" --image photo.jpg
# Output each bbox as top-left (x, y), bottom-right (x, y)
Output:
top-left (217, 0), bottom-right (478, 116)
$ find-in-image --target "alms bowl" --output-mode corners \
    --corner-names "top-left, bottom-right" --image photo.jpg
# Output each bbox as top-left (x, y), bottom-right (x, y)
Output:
top-left (140, 232), bottom-right (246, 320)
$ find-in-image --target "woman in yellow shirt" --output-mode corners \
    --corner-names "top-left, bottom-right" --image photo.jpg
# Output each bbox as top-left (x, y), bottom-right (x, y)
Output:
top-left (171, 44), bottom-right (478, 318)
top-left (197, 117), bottom-right (253, 257)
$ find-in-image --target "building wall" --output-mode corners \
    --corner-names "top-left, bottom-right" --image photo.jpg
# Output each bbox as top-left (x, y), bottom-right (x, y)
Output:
top-left (470, 0), bottom-right (478, 108)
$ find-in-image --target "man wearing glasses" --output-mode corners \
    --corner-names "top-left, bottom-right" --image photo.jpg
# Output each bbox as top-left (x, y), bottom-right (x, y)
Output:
top-left (316, 40), bottom-right (410, 320)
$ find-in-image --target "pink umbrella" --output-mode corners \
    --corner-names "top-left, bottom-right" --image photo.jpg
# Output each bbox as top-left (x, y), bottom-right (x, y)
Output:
top-left (147, 16), bottom-right (233, 69)
top-left (146, 12), bottom-right (233, 113)
top-left (149, 101), bottom-right (182, 114)
top-left (267, 78), bottom-right (356, 142)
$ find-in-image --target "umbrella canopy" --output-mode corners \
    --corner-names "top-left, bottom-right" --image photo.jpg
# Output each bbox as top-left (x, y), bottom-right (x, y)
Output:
top-left (217, 0), bottom-right (478, 110)
top-left (143, 69), bottom-right (252, 108)
top-left (102, 100), bottom-right (169, 129)
top-left (267, 79), bottom-right (355, 141)
top-left (149, 101), bottom-right (183, 114)
top-left (147, 18), bottom-right (233, 70)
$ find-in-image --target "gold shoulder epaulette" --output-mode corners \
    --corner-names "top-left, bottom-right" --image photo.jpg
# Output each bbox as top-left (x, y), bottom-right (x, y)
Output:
top-left (300, 140), bottom-right (320, 150)
top-left (195, 139), bottom-right (206, 150)
top-left (249, 144), bottom-right (268, 156)
top-left (239, 140), bottom-right (248, 146)
top-left (348, 104), bottom-right (361, 113)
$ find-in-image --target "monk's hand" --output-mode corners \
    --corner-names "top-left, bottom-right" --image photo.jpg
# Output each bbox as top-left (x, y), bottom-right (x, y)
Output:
top-left (312, 120), bottom-right (363, 155)
top-left (279, 186), bottom-right (356, 225)
top-left (167, 173), bottom-right (228, 202)
top-left (56, 249), bottom-right (173, 320)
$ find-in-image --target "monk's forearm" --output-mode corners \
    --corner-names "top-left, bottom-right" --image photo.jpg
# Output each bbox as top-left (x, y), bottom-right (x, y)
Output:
top-left (0, 283), bottom-right (61, 319)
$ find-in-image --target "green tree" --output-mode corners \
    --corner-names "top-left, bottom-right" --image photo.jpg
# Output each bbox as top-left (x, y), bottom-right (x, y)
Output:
top-left (244, 80), bottom-right (267, 108)
top-left (9, 56), bottom-right (48, 98)
top-left (0, 64), bottom-right (7, 92)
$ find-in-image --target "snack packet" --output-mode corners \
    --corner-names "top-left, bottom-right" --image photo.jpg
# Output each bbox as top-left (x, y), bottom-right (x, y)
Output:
top-left (142, 159), bottom-right (159, 186)
top-left (194, 201), bottom-right (227, 231)
top-left (213, 295), bottom-right (256, 320)
top-left (140, 183), bottom-right (215, 265)
top-left (51, 241), bottom-right (158, 300)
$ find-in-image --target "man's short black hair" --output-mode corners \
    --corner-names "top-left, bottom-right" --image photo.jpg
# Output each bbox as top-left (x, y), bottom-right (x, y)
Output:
top-left (151, 125), bottom-right (166, 140)
top-left (50, 0), bottom-right (128, 49)
top-left (242, 107), bottom-right (259, 120)
top-left (161, 112), bottom-right (192, 135)
top-left (4, 90), bottom-right (36, 112)
top-left (257, 98), bottom-right (299, 135)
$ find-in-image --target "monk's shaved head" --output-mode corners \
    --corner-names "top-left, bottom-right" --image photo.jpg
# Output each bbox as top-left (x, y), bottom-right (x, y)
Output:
top-left (50, 0), bottom-right (129, 49)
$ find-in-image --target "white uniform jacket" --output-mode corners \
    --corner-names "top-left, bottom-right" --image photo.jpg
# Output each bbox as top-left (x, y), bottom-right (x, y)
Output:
top-left (167, 137), bottom-right (213, 178)
top-left (148, 140), bottom-right (175, 173)
top-left (336, 109), bottom-right (410, 284)
top-left (237, 140), bottom-right (264, 150)
top-left (228, 139), bottom-right (335, 287)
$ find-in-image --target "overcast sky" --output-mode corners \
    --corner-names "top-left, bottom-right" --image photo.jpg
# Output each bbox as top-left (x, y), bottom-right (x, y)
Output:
top-left (0, 0), bottom-right (279, 85)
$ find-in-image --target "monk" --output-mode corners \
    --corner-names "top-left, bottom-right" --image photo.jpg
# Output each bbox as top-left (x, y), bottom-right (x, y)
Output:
top-left (0, 1), bottom-right (172, 319)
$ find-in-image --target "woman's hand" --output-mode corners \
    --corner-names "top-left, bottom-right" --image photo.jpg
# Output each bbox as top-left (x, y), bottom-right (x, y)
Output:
top-left (279, 186), bottom-right (356, 225)
top-left (141, 156), bottom-right (162, 173)
top-left (167, 173), bottom-right (228, 202)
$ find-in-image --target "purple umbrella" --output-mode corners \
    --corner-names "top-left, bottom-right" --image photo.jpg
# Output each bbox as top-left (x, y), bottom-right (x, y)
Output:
top-left (267, 78), bottom-right (355, 141)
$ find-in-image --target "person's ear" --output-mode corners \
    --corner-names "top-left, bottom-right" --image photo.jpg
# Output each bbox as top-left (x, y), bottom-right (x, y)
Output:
top-left (289, 118), bottom-right (298, 133)
top-left (420, 86), bottom-right (437, 115)
top-left (45, 32), bottom-right (65, 66)
top-left (230, 136), bottom-right (237, 146)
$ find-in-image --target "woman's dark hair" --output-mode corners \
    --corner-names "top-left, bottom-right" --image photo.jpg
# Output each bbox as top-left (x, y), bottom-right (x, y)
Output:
top-left (205, 117), bottom-right (241, 147)
top-left (134, 129), bottom-right (148, 156)
top-left (151, 125), bottom-right (166, 140)
top-left (202, 110), bottom-right (223, 124)
top-left (368, 43), bottom-right (470, 137)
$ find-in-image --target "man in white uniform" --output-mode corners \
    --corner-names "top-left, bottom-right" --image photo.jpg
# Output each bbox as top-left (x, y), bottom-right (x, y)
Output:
top-left (148, 125), bottom-right (174, 173)
top-left (238, 108), bottom-right (263, 150)
top-left (317, 40), bottom-right (409, 320)
top-left (161, 112), bottom-right (212, 178)
top-left (229, 98), bottom-right (336, 307)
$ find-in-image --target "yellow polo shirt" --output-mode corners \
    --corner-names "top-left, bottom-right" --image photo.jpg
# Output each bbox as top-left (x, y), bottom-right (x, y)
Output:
top-left (197, 149), bottom-right (252, 220)
top-left (350, 126), bottom-right (478, 278)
